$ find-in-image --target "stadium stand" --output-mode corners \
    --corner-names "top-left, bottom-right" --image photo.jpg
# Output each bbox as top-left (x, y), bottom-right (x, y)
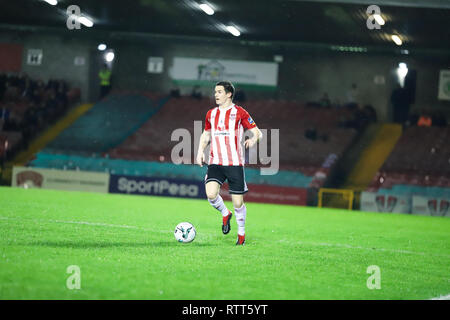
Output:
top-left (43, 92), bottom-right (168, 154)
top-left (104, 95), bottom-right (357, 188)
top-left (0, 72), bottom-right (80, 162)
top-left (27, 93), bottom-right (360, 190)
top-left (368, 126), bottom-right (450, 197)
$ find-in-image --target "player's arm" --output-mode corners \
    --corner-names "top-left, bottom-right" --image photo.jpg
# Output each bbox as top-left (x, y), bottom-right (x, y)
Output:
top-left (240, 109), bottom-right (262, 149)
top-left (196, 130), bottom-right (211, 167)
top-left (244, 126), bottom-right (263, 149)
top-left (197, 111), bottom-right (212, 167)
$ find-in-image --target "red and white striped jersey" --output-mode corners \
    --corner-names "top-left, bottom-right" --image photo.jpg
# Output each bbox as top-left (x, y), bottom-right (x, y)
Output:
top-left (204, 104), bottom-right (257, 166)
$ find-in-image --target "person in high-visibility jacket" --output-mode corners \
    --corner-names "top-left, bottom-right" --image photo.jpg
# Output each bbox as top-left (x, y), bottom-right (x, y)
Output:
top-left (99, 64), bottom-right (112, 99)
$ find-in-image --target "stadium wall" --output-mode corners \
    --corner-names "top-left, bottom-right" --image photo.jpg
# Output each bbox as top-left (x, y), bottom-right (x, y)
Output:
top-left (13, 165), bottom-right (450, 214)
top-left (1, 30), bottom-right (449, 121)
top-left (111, 40), bottom-right (450, 122)
top-left (360, 191), bottom-right (450, 217)
top-left (0, 33), bottom-right (91, 102)
top-left (11, 166), bottom-right (309, 206)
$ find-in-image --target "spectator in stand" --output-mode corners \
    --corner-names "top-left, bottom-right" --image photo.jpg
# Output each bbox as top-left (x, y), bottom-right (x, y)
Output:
top-left (170, 87), bottom-right (181, 98)
top-left (0, 107), bottom-right (10, 121)
top-left (432, 111), bottom-right (448, 127)
top-left (56, 84), bottom-right (68, 110)
top-left (406, 112), bottom-right (419, 127)
top-left (338, 104), bottom-right (371, 132)
top-left (0, 136), bottom-right (7, 170)
top-left (191, 85), bottom-right (202, 100)
top-left (3, 78), bottom-right (15, 101)
top-left (0, 73), bottom-right (74, 158)
top-left (391, 84), bottom-right (412, 126)
top-left (16, 73), bottom-right (26, 93)
top-left (345, 83), bottom-right (359, 108)
top-left (333, 98), bottom-right (342, 109)
top-left (30, 88), bottom-right (42, 107)
top-left (417, 110), bottom-right (432, 127)
top-left (22, 75), bottom-right (35, 100)
top-left (58, 80), bottom-right (68, 93)
top-left (21, 106), bottom-right (38, 148)
top-left (234, 89), bottom-right (247, 103)
top-left (2, 111), bottom-right (19, 131)
top-left (304, 127), bottom-right (317, 141)
top-left (46, 78), bottom-right (59, 91)
top-left (349, 104), bottom-right (367, 131)
top-left (0, 107), bottom-right (10, 130)
top-left (29, 79), bottom-right (45, 107)
top-left (0, 74), bottom-right (7, 100)
top-left (44, 89), bottom-right (59, 121)
top-left (320, 93), bottom-right (331, 108)
top-left (362, 104), bottom-right (377, 123)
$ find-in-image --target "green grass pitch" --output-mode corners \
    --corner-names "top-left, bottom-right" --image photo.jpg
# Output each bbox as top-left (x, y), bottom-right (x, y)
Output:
top-left (0, 186), bottom-right (449, 300)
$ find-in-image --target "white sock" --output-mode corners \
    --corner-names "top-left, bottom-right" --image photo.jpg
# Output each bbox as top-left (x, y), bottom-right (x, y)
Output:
top-left (234, 204), bottom-right (246, 236)
top-left (208, 195), bottom-right (230, 217)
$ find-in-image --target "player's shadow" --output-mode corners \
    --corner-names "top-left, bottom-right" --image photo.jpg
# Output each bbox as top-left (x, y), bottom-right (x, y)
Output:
top-left (22, 240), bottom-right (216, 248)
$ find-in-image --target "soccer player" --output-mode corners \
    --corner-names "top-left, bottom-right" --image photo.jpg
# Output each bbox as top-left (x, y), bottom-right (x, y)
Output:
top-left (196, 81), bottom-right (262, 245)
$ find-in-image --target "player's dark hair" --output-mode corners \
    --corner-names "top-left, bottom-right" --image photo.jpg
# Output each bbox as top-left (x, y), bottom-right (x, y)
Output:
top-left (215, 81), bottom-right (235, 100)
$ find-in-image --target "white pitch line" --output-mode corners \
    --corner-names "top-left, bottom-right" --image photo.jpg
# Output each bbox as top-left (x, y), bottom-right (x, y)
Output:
top-left (276, 239), bottom-right (450, 258)
top-left (51, 219), bottom-right (148, 231)
top-left (0, 215), bottom-right (167, 234)
top-left (430, 293), bottom-right (450, 300)
top-left (1, 216), bottom-right (449, 258)
top-left (2, 215), bottom-right (449, 300)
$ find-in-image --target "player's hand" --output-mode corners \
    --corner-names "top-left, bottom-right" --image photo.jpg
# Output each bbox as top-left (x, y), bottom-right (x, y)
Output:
top-left (196, 152), bottom-right (205, 167)
top-left (245, 137), bottom-right (257, 149)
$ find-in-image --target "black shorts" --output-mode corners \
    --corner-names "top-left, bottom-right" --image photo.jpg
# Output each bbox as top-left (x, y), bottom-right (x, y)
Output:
top-left (205, 165), bottom-right (248, 195)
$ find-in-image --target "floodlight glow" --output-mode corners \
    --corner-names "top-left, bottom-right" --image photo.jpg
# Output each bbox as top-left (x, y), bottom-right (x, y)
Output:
top-left (199, 3), bottom-right (214, 15)
top-left (105, 52), bottom-right (115, 62)
top-left (98, 44), bottom-right (107, 51)
top-left (78, 16), bottom-right (94, 27)
top-left (397, 62), bottom-right (408, 87)
top-left (43, 0), bottom-right (58, 5)
top-left (226, 26), bottom-right (240, 37)
top-left (391, 35), bottom-right (402, 46)
top-left (373, 14), bottom-right (385, 26)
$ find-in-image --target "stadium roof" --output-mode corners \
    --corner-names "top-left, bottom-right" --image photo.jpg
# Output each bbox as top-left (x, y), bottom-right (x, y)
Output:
top-left (1, 0), bottom-right (449, 52)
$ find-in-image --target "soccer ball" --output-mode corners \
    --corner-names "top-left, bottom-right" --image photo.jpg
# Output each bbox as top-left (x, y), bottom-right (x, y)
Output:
top-left (174, 222), bottom-right (196, 243)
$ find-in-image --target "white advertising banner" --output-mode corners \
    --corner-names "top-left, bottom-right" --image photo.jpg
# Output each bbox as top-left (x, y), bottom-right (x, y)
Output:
top-left (360, 192), bottom-right (411, 214)
top-left (170, 57), bottom-right (278, 88)
top-left (12, 166), bottom-right (110, 193)
top-left (412, 195), bottom-right (450, 217)
top-left (438, 69), bottom-right (450, 101)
